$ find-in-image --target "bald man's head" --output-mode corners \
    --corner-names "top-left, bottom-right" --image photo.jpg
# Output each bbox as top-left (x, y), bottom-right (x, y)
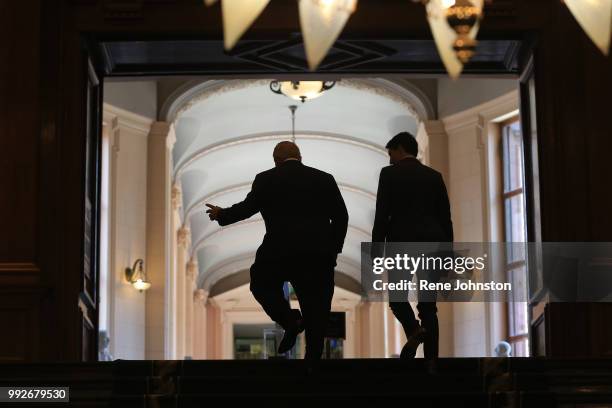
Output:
top-left (273, 141), bottom-right (302, 166)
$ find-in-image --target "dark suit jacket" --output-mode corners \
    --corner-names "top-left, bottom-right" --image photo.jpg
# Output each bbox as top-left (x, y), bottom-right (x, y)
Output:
top-left (372, 157), bottom-right (453, 243)
top-left (218, 160), bottom-right (349, 263)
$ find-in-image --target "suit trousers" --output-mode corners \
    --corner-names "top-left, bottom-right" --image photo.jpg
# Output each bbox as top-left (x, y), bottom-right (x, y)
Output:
top-left (249, 255), bottom-right (335, 360)
top-left (388, 264), bottom-right (440, 360)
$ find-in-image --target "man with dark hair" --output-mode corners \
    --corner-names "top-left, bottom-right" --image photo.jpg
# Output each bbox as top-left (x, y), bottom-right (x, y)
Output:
top-left (206, 141), bottom-right (349, 360)
top-left (385, 131), bottom-right (419, 157)
top-left (373, 132), bottom-right (453, 362)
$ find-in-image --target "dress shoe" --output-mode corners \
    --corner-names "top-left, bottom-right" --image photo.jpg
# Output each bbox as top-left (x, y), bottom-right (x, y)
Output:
top-left (400, 326), bottom-right (427, 359)
top-left (278, 311), bottom-right (304, 354)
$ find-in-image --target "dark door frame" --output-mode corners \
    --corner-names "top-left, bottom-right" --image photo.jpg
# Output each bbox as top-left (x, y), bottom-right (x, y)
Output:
top-left (81, 28), bottom-right (541, 360)
top-left (29, 0), bottom-right (611, 362)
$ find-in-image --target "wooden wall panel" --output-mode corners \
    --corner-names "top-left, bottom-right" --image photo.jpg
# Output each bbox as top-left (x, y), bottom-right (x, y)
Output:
top-left (0, 1), bottom-right (46, 362)
top-left (530, 0), bottom-right (612, 357)
top-left (0, 292), bottom-right (41, 362)
top-left (0, 0), bottom-right (40, 264)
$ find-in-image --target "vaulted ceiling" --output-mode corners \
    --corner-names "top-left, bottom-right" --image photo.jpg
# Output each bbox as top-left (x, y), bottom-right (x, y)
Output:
top-left (169, 78), bottom-right (429, 290)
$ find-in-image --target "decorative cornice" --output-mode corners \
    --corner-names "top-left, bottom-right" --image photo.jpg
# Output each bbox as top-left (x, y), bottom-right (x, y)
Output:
top-left (174, 80), bottom-right (270, 121)
top-left (421, 120), bottom-right (447, 135)
top-left (341, 78), bottom-right (425, 120)
top-left (441, 90), bottom-right (519, 133)
top-left (171, 183), bottom-right (183, 211)
top-left (194, 289), bottom-right (208, 304)
top-left (177, 226), bottom-right (191, 249)
top-left (166, 124), bottom-right (177, 150)
top-left (102, 103), bottom-right (154, 134)
top-left (163, 78), bottom-right (430, 124)
top-left (186, 258), bottom-right (198, 282)
top-left (149, 121), bottom-right (171, 138)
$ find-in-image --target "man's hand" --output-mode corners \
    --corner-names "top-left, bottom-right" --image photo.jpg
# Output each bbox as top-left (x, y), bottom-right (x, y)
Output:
top-left (206, 204), bottom-right (222, 222)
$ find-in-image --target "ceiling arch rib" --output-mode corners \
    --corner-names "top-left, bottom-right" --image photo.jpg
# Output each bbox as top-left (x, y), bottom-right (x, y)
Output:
top-left (191, 218), bottom-right (371, 259)
top-left (208, 269), bottom-right (364, 298)
top-left (173, 130), bottom-right (387, 183)
top-left (176, 135), bottom-right (388, 215)
top-left (198, 251), bottom-right (363, 291)
top-left (187, 187), bottom-right (376, 266)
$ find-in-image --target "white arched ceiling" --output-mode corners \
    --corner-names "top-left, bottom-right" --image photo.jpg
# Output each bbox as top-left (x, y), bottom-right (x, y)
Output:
top-left (170, 79), bottom-right (427, 291)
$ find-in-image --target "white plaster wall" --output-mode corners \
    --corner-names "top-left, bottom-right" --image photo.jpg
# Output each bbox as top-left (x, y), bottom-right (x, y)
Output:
top-left (447, 120), bottom-right (488, 356)
top-left (104, 105), bottom-right (153, 360)
top-left (104, 81), bottom-right (158, 121)
top-left (441, 90), bottom-right (520, 357)
top-left (438, 78), bottom-right (517, 118)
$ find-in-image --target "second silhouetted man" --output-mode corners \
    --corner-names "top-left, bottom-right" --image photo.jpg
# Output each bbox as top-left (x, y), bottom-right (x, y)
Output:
top-left (372, 132), bottom-right (453, 362)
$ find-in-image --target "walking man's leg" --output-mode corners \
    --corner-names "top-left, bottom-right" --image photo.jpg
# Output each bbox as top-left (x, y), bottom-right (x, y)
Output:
top-left (290, 262), bottom-right (335, 360)
top-left (249, 261), bottom-right (297, 330)
top-left (389, 302), bottom-right (419, 337)
top-left (417, 302), bottom-right (439, 359)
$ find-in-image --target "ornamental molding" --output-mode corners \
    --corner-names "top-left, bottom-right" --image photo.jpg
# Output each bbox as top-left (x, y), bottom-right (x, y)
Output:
top-left (177, 226), bottom-right (191, 249)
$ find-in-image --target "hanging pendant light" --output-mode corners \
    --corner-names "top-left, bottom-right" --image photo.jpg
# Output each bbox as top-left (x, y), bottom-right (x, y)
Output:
top-left (564, 0), bottom-right (612, 55)
top-left (424, 0), bottom-right (483, 79)
top-left (204, 0), bottom-right (271, 50)
top-left (299, 0), bottom-right (358, 70)
top-left (446, 0), bottom-right (483, 64)
top-left (270, 80), bottom-right (336, 103)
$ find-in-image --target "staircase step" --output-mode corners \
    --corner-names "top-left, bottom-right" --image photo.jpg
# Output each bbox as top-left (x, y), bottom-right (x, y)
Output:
top-left (174, 374), bottom-right (485, 394)
top-left (2, 358), bottom-right (612, 406)
top-left (111, 392), bottom-right (490, 408)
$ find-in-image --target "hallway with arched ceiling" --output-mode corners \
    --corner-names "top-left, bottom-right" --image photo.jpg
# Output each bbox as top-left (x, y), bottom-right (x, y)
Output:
top-left (169, 79), bottom-right (429, 294)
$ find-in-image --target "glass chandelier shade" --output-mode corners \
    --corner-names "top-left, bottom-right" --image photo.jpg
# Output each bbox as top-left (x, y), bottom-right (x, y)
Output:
top-left (564, 0), bottom-right (612, 55)
top-left (298, 0), bottom-right (358, 70)
top-left (204, 0), bottom-right (271, 50)
top-left (270, 80), bottom-right (336, 103)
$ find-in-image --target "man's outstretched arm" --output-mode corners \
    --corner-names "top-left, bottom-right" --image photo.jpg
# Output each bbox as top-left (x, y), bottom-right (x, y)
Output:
top-left (207, 175), bottom-right (262, 226)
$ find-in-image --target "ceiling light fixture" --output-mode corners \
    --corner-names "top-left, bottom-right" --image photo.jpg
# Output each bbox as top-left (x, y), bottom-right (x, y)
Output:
top-left (270, 80), bottom-right (336, 103)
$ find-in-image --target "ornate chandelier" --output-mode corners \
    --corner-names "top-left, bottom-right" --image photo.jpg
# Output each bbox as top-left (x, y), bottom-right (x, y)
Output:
top-left (205, 0), bottom-right (611, 78)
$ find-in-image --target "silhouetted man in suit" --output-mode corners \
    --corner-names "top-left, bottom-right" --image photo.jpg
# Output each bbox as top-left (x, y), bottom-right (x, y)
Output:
top-left (372, 132), bottom-right (453, 361)
top-left (206, 141), bottom-right (348, 360)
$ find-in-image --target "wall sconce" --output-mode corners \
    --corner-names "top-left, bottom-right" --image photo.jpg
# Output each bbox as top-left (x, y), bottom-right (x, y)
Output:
top-left (125, 259), bottom-right (151, 292)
